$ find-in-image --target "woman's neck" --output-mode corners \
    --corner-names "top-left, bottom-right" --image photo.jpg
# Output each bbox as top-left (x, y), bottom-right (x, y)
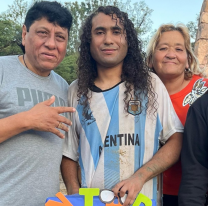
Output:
top-left (161, 75), bottom-right (191, 95)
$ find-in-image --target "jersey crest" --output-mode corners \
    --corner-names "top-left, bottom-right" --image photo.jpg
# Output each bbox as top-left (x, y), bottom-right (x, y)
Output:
top-left (183, 78), bottom-right (208, 106)
top-left (127, 100), bottom-right (141, 116)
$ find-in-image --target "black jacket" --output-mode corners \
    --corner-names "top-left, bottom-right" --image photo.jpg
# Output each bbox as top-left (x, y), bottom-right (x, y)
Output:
top-left (179, 92), bottom-right (208, 206)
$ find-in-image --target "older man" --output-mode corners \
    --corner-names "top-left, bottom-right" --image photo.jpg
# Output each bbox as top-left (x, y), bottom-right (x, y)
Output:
top-left (0, 1), bottom-right (75, 205)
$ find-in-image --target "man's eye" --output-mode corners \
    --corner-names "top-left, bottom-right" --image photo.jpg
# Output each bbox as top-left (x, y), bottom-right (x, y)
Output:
top-left (96, 31), bottom-right (104, 35)
top-left (114, 30), bottom-right (121, 35)
top-left (57, 35), bottom-right (65, 40)
top-left (38, 31), bottom-right (47, 35)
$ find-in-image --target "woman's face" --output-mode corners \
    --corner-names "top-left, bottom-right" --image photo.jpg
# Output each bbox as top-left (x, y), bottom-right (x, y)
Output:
top-left (152, 31), bottom-right (189, 81)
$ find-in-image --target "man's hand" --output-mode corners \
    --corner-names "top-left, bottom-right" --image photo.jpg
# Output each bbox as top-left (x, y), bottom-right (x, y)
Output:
top-left (25, 95), bottom-right (76, 139)
top-left (112, 132), bottom-right (182, 206)
top-left (0, 95), bottom-right (76, 143)
top-left (112, 173), bottom-right (145, 206)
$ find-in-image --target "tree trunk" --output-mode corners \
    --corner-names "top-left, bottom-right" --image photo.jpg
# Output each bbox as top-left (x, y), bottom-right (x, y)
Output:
top-left (194, 0), bottom-right (208, 75)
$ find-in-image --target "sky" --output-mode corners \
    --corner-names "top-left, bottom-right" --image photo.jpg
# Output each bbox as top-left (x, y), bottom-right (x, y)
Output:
top-left (0, 0), bottom-right (204, 31)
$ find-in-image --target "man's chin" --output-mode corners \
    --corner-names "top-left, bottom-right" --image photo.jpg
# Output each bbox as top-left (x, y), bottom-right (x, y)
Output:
top-left (99, 61), bottom-right (123, 69)
top-left (35, 64), bottom-right (57, 77)
top-left (40, 62), bottom-right (58, 71)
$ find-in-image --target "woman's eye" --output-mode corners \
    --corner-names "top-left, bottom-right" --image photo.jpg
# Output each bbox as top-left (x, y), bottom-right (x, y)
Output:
top-left (176, 48), bottom-right (183, 51)
top-left (159, 47), bottom-right (167, 51)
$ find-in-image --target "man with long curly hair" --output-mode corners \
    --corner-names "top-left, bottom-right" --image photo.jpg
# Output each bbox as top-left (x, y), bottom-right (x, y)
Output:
top-left (61, 6), bottom-right (183, 206)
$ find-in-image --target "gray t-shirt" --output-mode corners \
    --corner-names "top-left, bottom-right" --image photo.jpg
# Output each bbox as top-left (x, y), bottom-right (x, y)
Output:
top-left (0, 55), bottom-right (69, 206)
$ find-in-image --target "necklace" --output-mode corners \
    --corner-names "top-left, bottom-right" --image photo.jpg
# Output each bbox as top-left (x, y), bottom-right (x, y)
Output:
top-left (23, 55), bottom-right (28, 69)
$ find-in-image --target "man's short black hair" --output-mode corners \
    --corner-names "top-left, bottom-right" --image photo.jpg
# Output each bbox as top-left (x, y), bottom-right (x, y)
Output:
top-left (20, 1), bottom-right (72, 53)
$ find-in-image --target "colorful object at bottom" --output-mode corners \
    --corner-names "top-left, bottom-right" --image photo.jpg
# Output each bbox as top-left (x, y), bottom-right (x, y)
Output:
top-left (45, 188), bottom-right (156, 206)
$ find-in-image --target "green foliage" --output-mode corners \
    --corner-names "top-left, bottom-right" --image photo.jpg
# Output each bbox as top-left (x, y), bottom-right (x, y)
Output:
top-left (0, 0), bottom-right (28, 56)
top-left (55, 54), bottom-right (78, 84)
top-left (2, 0), bottom-right (28, 26)
top-left (0, 18), bottom-right (23, 55)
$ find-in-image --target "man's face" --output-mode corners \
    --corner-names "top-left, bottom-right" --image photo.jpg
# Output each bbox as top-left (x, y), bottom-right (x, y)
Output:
top-left (90, 13), bottom-right (128, 70)
top-left (22, 18), bottom-right (68, 76)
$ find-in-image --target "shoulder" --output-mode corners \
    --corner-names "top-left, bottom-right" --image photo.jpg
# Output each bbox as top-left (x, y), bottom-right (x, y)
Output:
top-left (192, 74), bottom-right (207, 80)
top-left (50, 70), bottom-right (69, 89)
top-left (149, 72), bottom-right (168, 96)
top-left (149, 72), bottom-right (165, 88)
top-left (68, 80), bottom-right (78, 105)
top-left (0, 55), bottom-right (20, 77)
top-left (187, 92), bottom-right (208, 126)
top-left (0, 55), bottom-right (19, 67)
top-left (68, 79), bottom-right (79, 100)
top-left (191, 75), bottom-right (208, 86)
top-left (192, 92), bottom-right (208, 110)
top-left (69, 80), bottom-right (78, 92)
top-left (0, 55), bottom-right (19, 62)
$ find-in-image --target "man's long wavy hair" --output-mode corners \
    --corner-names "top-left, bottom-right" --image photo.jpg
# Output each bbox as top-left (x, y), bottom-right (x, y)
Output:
top-left (77, 6), bottom-right (157, 115)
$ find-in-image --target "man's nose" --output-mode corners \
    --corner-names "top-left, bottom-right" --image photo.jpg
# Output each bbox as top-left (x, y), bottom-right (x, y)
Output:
top-left (104, 33), bottom-right (113, 45)
top-left (44, 35), bottom-right (56, 49)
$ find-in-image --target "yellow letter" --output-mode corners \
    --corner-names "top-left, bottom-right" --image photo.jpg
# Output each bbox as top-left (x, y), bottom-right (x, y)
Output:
top-left (132, 193), bottom-right (152, 206)
top-left (79, 188), bottom-right (100, 206)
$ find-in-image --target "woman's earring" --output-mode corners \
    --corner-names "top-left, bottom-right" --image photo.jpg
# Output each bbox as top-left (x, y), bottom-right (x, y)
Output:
top-left (184, 68), bottom-right (192, 79)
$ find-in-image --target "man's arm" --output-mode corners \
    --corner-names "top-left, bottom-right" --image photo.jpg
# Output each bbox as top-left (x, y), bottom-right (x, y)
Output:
top-left (61, 156), bottom-right (80, 194)
top-left (0, 96), bottom-right (75, 143)
top-left (178, 101), bottom-right (208, 206)
top-left (112, 132), bottom-right (183, 206)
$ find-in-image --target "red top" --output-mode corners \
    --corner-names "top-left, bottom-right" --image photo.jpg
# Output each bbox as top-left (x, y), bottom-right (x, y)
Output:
top-left (163, 75), bottom-right (208, 195)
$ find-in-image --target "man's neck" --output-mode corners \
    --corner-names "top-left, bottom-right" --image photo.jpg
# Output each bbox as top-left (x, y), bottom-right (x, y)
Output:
top-left (18, 55), bottom-right (51, 77)
top-left (94, 65), bottom-right (122, 90)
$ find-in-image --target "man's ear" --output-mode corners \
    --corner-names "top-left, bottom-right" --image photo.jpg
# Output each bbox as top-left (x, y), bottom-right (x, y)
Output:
top-left (22, 25), bottom-right (27, 46)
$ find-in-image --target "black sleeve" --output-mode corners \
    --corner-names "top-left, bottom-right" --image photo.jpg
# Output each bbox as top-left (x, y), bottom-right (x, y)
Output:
top-left (178, 93), bottom-right (208, 206)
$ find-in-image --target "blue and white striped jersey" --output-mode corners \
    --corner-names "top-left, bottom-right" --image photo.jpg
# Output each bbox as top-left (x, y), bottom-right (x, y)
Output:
top-left (63, 73), bottom-right (183, 205)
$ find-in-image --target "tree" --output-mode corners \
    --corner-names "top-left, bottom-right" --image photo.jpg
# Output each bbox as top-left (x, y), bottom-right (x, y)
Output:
top-left (55, 54), bottom-right (78, 84)
top-left (0, 0), bottom-right (28, 56)
top-left (2, 0), bottom-right (28, 26)
top-left (186, 14), bottom-right (199, 49)
top-left (0, 18), bottom-right (22, 55)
